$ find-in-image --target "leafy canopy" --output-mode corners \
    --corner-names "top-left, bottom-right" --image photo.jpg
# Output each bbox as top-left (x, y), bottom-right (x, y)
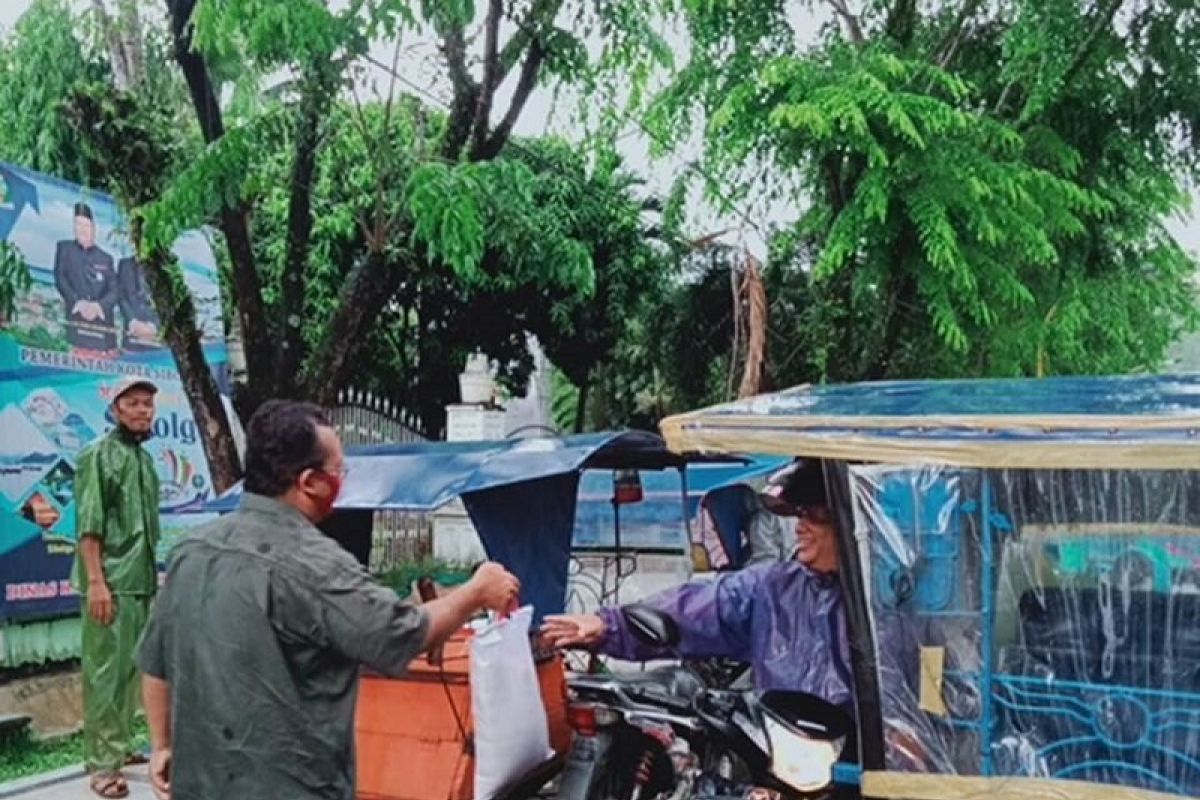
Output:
top-left (641, 0), bottom-right (1198, 382)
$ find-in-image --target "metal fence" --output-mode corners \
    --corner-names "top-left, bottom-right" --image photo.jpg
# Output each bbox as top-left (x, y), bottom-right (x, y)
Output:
top-left (329, 389), bottom-right (433, 573)
top-left (328, 389), bottom-right (427, 446)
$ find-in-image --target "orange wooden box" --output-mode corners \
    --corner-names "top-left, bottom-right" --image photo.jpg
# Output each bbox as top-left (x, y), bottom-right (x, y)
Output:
top-left (355, 630), bottom-right (570, 800)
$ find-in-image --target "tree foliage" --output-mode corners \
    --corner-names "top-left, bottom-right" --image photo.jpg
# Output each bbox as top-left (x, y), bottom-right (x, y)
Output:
top-left (4, 0), bottom-right (1197, 465)
top-left (242, 104), bottom-right (670, 436)
top-left (0, 0), bottom-right (675, 483)
top-left (644, 0), bottom-right (1199, 383)
top-left (0, 242), bottom-right (33, 322)
top-left (0, 0), bottom-right (107, 181)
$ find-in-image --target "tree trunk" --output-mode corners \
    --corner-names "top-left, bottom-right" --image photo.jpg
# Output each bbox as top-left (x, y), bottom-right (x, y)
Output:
top-left (276, 66), bottom-right (334, 395)
top-left (133, 217), bottom-right (242, 492)
top-left (92, 0), bottom-right (140, 90)
top-left (883, 0), bottom-right (919, 48)
top-left (167, 0), bottom-right (275, 412)
top-left (305, 249), bottom-right (407, 407)
top-left (737, 254), bottom-right (768, 399)
top-left (118, 0), bottom-right (145, 84)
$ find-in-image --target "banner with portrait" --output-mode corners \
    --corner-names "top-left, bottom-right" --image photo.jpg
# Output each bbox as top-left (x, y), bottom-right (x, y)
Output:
top-left (0, 162), bottom-right (228, 622)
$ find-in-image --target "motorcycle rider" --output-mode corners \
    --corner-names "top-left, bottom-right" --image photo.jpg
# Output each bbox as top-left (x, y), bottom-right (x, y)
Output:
top-left (542, 459), bottom-right (925, 766)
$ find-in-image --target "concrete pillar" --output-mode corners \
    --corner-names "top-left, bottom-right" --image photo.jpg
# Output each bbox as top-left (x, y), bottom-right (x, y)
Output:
top-left (432, 360), bottom-right (505, 564)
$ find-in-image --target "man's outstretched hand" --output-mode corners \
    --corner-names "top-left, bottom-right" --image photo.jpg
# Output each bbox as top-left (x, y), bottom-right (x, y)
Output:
top-left (466, 562), bottom-right (521, 614)
top-left (541, 614), bottom-right (606, 649)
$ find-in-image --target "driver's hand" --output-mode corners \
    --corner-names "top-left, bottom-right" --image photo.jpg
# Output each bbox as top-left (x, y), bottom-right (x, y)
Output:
top-left (541, 614), bottom-right (606, 649)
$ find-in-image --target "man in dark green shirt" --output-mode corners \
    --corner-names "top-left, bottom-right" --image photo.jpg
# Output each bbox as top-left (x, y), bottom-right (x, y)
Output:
top-left (137, 400), bottom-right (520, 800)
top-left (73, 376), bottom-right (161, 799)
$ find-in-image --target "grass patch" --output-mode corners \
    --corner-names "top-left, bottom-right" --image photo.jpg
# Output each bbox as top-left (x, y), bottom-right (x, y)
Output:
top-left (0, 719), bottom-right (148, 785)
top-left (376, 558), bottom-right (473, 598)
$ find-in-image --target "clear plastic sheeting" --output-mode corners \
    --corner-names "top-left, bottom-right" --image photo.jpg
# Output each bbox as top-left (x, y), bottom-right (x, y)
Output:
top-left (660, 375), bottom-right (1200, 469)
top-left (850, 465), bottom-right (1200, 798)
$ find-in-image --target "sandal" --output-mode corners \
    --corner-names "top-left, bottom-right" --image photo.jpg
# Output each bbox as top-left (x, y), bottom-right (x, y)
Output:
top-left (124, 752), bottom-right (150, 766)
top-left (90, 771), bottom-right (130, 799)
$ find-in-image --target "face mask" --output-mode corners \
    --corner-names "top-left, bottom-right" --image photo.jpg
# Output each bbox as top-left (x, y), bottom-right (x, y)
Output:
top-left (310, 472), bottom-right (342, 520)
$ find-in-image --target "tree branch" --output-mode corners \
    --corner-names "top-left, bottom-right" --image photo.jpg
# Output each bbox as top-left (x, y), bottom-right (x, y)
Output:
top-left (496, 0), bottom-right (563, 85)
top-left (934, 0), bottom-right (984, 64)
top-left (276, 63), bottom-right (336, 393)
top-left (993, 79), bottom-right (1017, 116)
top-left (118, 0), bottom-right (145, 86)
top-left (470, 0), bottom-right (504, 157)
top-left (91, 1), bottom-right (129, 90)
top-left (1015, 0), bottom-right (1124, 127)
top-left (438, 18), bottom-right (479, 160)
top-left (477, 37), bottom-right (546, 161)
top-left (1057, 0), bottom-right (1125, 101)
top-left (166, 0), bottom-right (274, 410)
top-left (825, 0), bottom-right (865, 46)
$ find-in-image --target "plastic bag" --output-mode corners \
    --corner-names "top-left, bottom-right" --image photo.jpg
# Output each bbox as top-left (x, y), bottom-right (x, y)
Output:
top-left (471, 606), bottom-right (553, 800)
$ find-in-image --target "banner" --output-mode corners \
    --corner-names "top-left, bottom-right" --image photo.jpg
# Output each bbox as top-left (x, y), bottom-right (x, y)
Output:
top-left (0, 162), bottom-right (227, 622)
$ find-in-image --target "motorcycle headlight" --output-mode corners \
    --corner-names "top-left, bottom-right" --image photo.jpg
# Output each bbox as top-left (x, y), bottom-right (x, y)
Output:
top-left (762, 713), bottom-right (841, 793)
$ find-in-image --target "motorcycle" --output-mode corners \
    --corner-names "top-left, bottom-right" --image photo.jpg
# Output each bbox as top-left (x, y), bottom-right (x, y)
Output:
top-left (556, 605), bottom-right (855, 800)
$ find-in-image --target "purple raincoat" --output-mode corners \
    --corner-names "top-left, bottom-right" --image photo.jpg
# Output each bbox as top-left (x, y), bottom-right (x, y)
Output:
top-left (597, 562), bottom-right (859, 707)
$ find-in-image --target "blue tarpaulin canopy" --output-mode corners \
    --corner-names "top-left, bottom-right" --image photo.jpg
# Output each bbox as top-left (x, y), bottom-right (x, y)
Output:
top-left (204, 430), bottom-right (728, 513)
top-left (661, 374), bottom-right (1200, 469)
top-left (201, 431), bottom-right (775, 616)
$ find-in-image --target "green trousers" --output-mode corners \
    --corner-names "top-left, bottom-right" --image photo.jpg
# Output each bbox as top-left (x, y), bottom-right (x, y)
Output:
top-left (82, 593), bottom-right (151, 772)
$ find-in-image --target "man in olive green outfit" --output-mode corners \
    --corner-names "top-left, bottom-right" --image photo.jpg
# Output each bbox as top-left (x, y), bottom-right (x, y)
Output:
top-left (73, 376), bottom-right (160, 799)
top-left (137, 401), bottom-right (521, 800)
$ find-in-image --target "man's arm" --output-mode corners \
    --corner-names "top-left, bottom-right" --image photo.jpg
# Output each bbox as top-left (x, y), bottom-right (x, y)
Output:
top-left (78, 536), bottom-right (113, 625)
top-left (143, 674), bottom-right (171, 750)
top-left (118, 260), bottom-right (152, 324)
top-left (74, 447), bottom-right (113, 625)
top-left (544, 567), bottom-right (763, 663)
top-left (94, 254), bottom-right (117, 321)
top-left (317, 561), bottom-right (519, 678)
top-left (143, 675), bottom-right (172, 799)
top-left (419, 565), bottom-right (516, 649)
top-left (117, 260), bottom-right (136, 327)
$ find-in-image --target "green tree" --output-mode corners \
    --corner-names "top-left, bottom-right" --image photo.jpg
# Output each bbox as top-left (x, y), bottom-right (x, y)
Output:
top-left (0, 242), bottom-right (33, 323)
top-left (0, 0), bottom-right (107, 180)
top-left (245, 109), bottom-right (670, 437)
top-left (513, 142), bottom-right (676, 432)
top-left (54, 0), bottom-right (670, 487)
top-left (645, 0), bottom-right (1199, 384)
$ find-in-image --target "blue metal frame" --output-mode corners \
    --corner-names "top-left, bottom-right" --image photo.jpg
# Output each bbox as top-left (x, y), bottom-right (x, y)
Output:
top-left (978, 477), bottom-right (996, 776)
top-left (993, 676), bottom-right (1200, 793)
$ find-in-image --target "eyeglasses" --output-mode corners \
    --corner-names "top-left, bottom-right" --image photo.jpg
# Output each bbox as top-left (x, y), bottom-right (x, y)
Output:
top-left (307, 463), bottom-right (348, 480)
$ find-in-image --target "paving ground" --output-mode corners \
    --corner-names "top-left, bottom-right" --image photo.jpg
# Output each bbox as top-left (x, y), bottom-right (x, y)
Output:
top-left (0, 767), bottom-right (154, 800)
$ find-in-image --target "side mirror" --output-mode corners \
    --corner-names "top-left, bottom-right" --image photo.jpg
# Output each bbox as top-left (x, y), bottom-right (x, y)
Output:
top-left (621, 604), bottom-right (680, 649)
